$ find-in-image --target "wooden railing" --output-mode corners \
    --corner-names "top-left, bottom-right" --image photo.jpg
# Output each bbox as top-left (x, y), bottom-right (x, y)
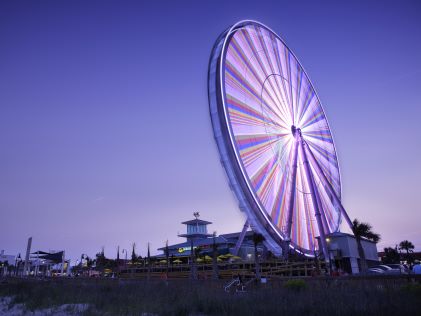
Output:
top-left (118, 260), bottom-right (324, 279)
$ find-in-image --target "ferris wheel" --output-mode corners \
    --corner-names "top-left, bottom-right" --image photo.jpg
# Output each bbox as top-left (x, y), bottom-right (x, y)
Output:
top-left (208, 20), bottom-right (353, 258)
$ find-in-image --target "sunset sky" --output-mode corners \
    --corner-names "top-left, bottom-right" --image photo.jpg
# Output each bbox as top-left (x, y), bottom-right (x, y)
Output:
top-left (1, 0), bottom-right (420, 261)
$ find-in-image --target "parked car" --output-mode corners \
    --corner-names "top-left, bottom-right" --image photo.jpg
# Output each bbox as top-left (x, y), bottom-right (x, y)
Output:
top-left (369, 264), bottom-right (408, 275)
top-left (383, 264), bottom-right (409, 274)
top-left (367, 267), bottom-right (385, 274)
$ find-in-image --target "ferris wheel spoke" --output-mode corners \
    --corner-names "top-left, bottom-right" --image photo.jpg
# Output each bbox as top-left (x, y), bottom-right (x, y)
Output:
top-left (227, 62), bottom-right (290, 130)
top-left (293, 68), bottom-right (304, 128)
top-left (297, 86), bottom-right (316, 124)
top-left (300, 106), bottom-right (326, 130)
top-left (239, 136), bottom-right (284, 168)
top-left (285, 50), bottom-right (296, 125)
top-left (258, 30), bottom-right (292, 121)
top-left (273, 42), bottom-right (293, 115)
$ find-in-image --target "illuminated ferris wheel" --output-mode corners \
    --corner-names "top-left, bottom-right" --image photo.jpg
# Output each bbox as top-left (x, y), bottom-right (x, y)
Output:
top-left (208, 20), bottom-right (353, 257)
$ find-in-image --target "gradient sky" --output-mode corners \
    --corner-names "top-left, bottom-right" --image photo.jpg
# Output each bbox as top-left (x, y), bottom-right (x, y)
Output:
top-left (1, 0), bottom-right (420, 262)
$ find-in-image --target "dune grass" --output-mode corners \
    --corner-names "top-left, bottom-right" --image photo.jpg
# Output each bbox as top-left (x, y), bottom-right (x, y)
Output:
top-left (0, 276), bottom-right (420, 315)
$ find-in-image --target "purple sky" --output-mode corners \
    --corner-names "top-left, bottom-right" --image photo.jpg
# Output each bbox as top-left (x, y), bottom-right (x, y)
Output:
top-left (1, 0), bottom-right (420, 261)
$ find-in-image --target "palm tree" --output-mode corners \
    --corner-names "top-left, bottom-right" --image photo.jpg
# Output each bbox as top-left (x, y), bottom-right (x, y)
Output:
top-left (252, 233), bottom-right (265, 281)
top-left (131, 243), bottom-right (137, 264)
top-left (399, 240), bottom-right (415, 263)
top-left (382, 247), bottom-right (400, 264)
top-left (352, 219), bottom-right (380, 274)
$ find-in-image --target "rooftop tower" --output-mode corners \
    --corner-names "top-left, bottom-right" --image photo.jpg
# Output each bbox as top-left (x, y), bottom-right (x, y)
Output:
top-left (178, 212), bottom-right (212, 242)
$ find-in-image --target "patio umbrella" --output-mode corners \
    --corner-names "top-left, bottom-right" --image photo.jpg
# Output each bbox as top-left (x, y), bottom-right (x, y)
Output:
top-left (204, 255), bottom-right (212, 262)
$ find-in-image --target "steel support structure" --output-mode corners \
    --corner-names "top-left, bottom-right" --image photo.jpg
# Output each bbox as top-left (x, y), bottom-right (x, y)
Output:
top-left (285, 136), bottom-right (299, 241)
top-left (302, 140), bottom-right (354, 230)
top-left (233, 220), bottom-right (249, 256)
top-left (283, 134), bottom-right (300, 259)
top-left (298, 134), bottom-right (330, 263)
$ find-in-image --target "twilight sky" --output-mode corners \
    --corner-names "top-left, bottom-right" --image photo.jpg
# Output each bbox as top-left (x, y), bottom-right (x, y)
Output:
top-left (1, 0), bottom-right (420, 261)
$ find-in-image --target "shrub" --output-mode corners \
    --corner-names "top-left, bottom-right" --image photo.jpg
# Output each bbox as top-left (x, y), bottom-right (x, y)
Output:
top-left (283, 279), bottom-right (307, 291)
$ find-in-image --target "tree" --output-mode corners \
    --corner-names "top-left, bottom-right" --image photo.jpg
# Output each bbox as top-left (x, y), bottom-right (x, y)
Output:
top-left (352, 219), bottom-right (380, 273)
top-left (116, 246), bottom-right (120, 265)
top-left (131, 243), bottom-right (137, 264)
top-left (382, 247), bottom-right (400, 264)
top-left (95, 248), bottom-right (107, 270)
top-left (252, 233), bottom-right (265, 281)
top-left (399, 240), bottom-right (415, 263)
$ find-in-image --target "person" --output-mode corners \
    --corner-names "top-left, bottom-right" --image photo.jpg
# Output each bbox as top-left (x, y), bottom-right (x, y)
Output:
top-left (412, 260), bottom-right (421, 275)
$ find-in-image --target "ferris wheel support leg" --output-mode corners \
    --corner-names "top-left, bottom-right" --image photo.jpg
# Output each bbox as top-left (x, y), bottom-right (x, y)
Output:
top-left (303, 141), bottom-right (354, 231)
top-left (284, 138), bottom-right (299, 259)
top-left (233, 220), bottom-right (249, 256)
top-left (313, 185), bottom-right (330, 234)
top-left (299, 139), bottom-right (330, 264)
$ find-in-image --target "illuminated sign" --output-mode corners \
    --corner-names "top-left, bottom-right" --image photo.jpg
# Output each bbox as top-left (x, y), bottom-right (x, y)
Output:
top-left (178, 246), bottom-right (197, 253)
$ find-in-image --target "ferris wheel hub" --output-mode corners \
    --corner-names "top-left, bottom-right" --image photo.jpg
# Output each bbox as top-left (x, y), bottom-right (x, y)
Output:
top-left (291, 125), bottom-right (301, 137)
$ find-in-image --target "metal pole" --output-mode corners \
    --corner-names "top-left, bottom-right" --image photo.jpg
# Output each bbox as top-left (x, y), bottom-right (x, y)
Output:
top-left (298, 134), bottom-right (329, 263)
top-left (302, 140), bottom-right (353, 230)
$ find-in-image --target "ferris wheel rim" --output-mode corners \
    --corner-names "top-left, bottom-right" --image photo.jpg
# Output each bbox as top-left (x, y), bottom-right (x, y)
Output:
top-left (209, 20), bottom-right (342, 256)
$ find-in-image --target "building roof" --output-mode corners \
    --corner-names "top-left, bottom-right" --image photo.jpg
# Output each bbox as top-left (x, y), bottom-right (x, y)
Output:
top-left (181, 219), bottom-right (212, 225)
top-left (325, 231), bottom-right (377, 244)
top-left (178, 233), bottom-right (213, 238)
top-left (220, 231), bottom-right (254, 239)
top-left (157, 236), bottom-right (229, 251)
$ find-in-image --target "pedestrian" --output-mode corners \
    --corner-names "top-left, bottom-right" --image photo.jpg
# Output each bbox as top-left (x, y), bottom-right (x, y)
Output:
top-left (412, 260), bottom-right (421, 274)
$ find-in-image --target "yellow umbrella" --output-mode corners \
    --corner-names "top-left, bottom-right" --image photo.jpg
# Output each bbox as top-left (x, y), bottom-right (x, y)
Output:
top-left (159, 259), bottom-right (167, 264)
top-left (173, 259), bottom-right (182, 264)
top-left (196, 258), bottom-right (204, 263)
top-left (231, 256), bottom-right (242, 261)
top-left (224, 253), bottom-right (234, 257)
top-left (204, 255), bottom-right (212, 262)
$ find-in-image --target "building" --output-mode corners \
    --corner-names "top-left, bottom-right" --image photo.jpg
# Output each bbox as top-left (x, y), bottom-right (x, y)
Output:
top-left (157, 213), bottom-right (259, 261)
top-left (0, 250), bottom-right (15, 265)
top-left (322, 232), bottom-right (379, 274)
